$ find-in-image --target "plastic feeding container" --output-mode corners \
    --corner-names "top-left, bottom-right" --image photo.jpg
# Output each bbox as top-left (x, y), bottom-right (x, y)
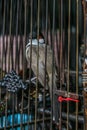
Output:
top-left (0, 113), bottom-right (34, 130)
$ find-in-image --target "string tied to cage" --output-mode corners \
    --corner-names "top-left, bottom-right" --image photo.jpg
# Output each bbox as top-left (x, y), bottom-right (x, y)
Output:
top-left (58, 96), bottom-right (79, 103)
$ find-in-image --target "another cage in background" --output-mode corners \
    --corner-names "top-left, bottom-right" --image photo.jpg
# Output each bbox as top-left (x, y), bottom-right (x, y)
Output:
top-left (0, 0), bottom-right (86, 130)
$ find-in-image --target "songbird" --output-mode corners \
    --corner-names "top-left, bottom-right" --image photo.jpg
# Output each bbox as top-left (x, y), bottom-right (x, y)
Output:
top-left (26, 31), bottom-right (57, 121)
top-left (26, 32), bottom-right (54, 92)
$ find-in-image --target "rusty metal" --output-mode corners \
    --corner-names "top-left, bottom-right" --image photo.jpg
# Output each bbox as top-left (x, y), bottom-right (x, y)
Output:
top-left (27, 0), bottom-right (33, 129)
top-left (66, 0), bottom-right (71, 129)
top-left (59, 0), bottom-right (63, 129)
top-left (55, 90), bottom-right (80, 99)
top-left (76, 0), bottom-right (79, 129)
top-left (42, 0), bottom-right (48, 129)
top-left (35, 0), bottom-right (40, 130)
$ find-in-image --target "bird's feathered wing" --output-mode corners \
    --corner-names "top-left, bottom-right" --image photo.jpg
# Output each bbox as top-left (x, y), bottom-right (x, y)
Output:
top-left (26, 44), bottom-right (56, 92)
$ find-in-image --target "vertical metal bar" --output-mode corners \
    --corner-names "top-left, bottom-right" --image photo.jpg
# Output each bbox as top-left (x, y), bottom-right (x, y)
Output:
top-left (35, 0), bottom-right (40, 129)
top-left (19, 0), bottom-right (22, 35)
top-left (67, 0), bottom-right (71, 96)
top-left (9, 1), bottom-right (13, 129)
top-left (4, 0), bottom-right (12, 129)
top-left (12, 93), bottom-right (15, 129)
top-left (83, 1), bottom-right (86, 129)
top-left (4, 36), bottom-right (8, 130)
top-left (18, 37), bottom-right (22, 71)
top-left (0, 37), bottom-right (2, 100)
top-left (67, 0), bottom-right (71, 130)
top-left (0, 0), bottom-right (6, 102)
top-left (20, 0), bottom-right (27, 129)
top-left (27, 0), bottom-right (33, 128)
top-left (50, 0), bottom-right (56, 130)
top-left (42, 1), bottom-right (48, 129)
top-left (14, 0), bottom-right (19, 123)
top-left (15, 0), bottom-right (19, 72)
top-left (60, 0), bottom-right (63, 89)
top-left (76, 0), bottom-right (79, 130)
top-left (2, 0), bottom-right (6, 35)
top-left (5, 38), bottom-right (8, 72)
top-left (8, 0), bottom-right (12, 71)
top-left (81, 0), bottom-right (87, 129)
top-left (23, 0), bottom-right (27, 78)
top-left (83, 0), bottom-right (86, 56)
top-left (59, 0), bottom-right (63, 129)
top-left (10, 37), bottom-right (13, 69)
top-left (16, 0), bottom-right (19, 36)
top-left (0, 37), bottom-right (4, 128)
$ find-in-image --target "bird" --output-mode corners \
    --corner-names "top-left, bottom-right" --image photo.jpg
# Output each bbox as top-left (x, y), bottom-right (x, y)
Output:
top-left (26, 31), bottom-right (53, 92)
top-left (25, 31), bottom-right (58, 121)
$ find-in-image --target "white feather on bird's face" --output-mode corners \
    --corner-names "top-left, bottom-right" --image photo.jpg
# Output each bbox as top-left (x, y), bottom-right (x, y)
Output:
top-left (26, 33), bottom-right (45, 61)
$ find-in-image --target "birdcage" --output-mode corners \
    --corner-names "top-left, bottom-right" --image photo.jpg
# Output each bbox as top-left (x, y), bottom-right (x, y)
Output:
top-left (0, 0), bottom-right (86, 130)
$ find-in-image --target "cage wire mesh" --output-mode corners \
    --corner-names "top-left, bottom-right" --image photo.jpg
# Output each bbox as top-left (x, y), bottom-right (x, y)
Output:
top-left (0, 0), bottom-right (86, 130)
